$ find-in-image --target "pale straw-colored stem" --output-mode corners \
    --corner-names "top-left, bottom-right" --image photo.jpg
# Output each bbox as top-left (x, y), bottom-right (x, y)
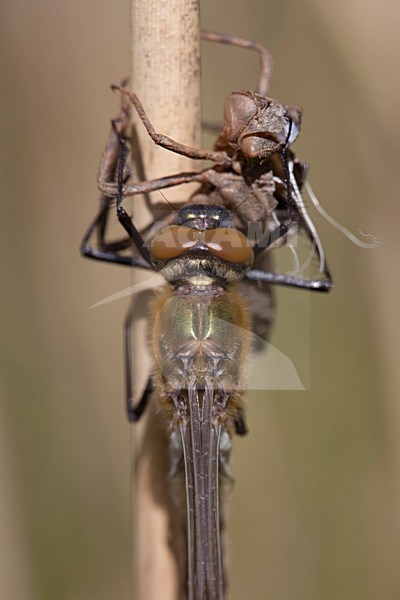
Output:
top-left (131, 2), bottom-right (201, 599)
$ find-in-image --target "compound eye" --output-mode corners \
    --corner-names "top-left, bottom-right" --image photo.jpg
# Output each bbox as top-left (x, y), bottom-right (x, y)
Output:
top-left (204, 228), bottom-right (254, 265)
top-left (150, 226), bottom-right (197, 260)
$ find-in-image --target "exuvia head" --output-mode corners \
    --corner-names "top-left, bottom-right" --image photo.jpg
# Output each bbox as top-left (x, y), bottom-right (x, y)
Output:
top-left (219, 91), bottom-right (302, 160)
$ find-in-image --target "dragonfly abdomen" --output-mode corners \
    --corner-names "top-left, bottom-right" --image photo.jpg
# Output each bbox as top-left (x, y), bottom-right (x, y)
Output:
top-left (150, 281), bottom-right (251, 598)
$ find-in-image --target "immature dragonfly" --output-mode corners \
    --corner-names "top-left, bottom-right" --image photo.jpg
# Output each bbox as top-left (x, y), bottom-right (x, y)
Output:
top-left (81, 32), bottom-right (332, 599)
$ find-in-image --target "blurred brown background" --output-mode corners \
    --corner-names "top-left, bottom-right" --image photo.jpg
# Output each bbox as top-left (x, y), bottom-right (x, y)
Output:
top-left (0, 1), bottom-right (399, 599)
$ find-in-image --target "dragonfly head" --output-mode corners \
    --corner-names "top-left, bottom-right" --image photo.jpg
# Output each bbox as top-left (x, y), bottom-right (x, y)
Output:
top-left (149, 205), bottom-right (254, 283)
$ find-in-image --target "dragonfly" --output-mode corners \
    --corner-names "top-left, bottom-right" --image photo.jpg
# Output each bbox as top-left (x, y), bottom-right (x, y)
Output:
top-left (81, 32), bottom-right (332, 599)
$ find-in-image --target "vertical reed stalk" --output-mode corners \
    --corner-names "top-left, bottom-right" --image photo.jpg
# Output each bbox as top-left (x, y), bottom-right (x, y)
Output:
top-left (130, 2), bottom-right (201, 598)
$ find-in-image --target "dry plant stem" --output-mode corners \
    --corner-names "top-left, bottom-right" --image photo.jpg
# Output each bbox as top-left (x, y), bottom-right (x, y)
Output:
top-left (131, 0), bottom-right (201, 214)
top-left (131, 2), bottom-right (201, 599)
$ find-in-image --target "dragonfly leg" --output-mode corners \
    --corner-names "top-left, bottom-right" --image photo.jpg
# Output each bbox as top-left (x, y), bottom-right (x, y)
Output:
top-left (245, 268), bottom-right (333, 291)
top-left (81, 90), bottom-right (153, 268)
top-left (83, 96), bottom-right (207, 266)
top-left (201, 31), bottom-right (273, 96)
top-left (234, 409), bottom-right (248, 436)
top-left (111, 84), bottom-right (230, 165)
top-left (96, 83), bottom-right (212, 199)
top-left (96, 79), bottom-right (132, 191)
top-left (124, 303), bottom-right (153, 422)
top-left (104, 121), bottom-right (153, 265)
top-left (80, 193), bottom-right (152, 269)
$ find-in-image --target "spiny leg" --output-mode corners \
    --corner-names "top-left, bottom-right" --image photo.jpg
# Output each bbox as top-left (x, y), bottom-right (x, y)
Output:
top-left (248, 143), bottom-right (334, 290)
top-left (112, 122), bottom-right (152, 264)
top-left (124, 303), bottom-right (153, 422)
top-left (248, 149), bottom-right (333, 290)
top-left (97, 85), bottom-right (132, 194)
top-left (84, 88), bottom-right (210, 264)
top-left (99, 168), bottom-right (208, 199)
top-left (201, 30), bottom-right (273, 96)
top-left (245, 269), bottom-right (333, 291)
top-left (80, 196), bottom-right (152, 269)
top-left (111, 84), bottom-right (231, 165)
top-left (251, 133), bottom-right (299, 252)
top-left (81, 98), bottom-right (152, 268)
